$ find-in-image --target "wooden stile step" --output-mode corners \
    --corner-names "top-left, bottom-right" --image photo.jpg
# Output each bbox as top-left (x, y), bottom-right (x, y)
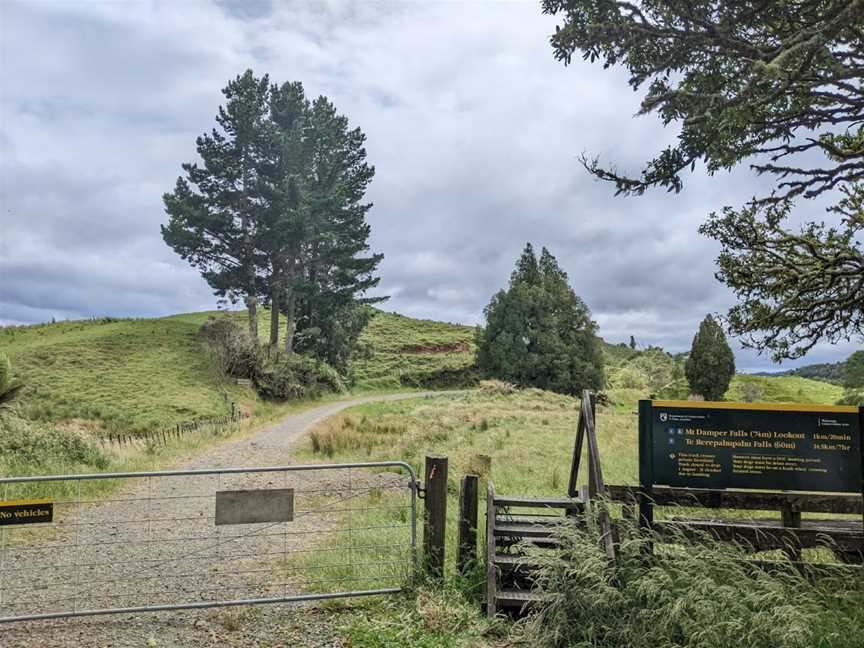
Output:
top-left (495, 588), bottom-right (547, 609)
top-left (495, 523), bottom-right (561, 546)
top-left (488, 483), bottom-right (579, 618)
top-left (493, 494), bottom-right (583, 510)
top-left (495, 514), bottom-right (570, 526)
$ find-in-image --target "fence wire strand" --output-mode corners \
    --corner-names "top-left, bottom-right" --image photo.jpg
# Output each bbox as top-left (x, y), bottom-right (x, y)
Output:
top-left (0, 461), bottom-right (417, 623)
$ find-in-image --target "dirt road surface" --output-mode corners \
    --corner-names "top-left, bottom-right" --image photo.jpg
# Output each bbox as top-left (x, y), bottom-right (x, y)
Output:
top-left (0, 392), bottom-right (449, 648)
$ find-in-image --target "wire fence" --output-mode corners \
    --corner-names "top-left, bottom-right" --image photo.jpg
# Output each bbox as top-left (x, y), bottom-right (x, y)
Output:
top-left (0, 462), bottom-right (417, 623)
top-left (97, 407), bottom-right (249, 448)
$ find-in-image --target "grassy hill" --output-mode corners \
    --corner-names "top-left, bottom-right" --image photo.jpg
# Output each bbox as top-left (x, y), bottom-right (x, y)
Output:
top-left (352, 310), bottom-right (477, 390)
top-left (1, 305), bottom-right (847, 436)
top-left (0, 308), bottom-right (478, 434)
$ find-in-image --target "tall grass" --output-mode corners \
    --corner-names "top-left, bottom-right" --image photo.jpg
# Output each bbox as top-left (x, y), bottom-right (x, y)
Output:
top-left (520, 518), bottom-right (864, 648)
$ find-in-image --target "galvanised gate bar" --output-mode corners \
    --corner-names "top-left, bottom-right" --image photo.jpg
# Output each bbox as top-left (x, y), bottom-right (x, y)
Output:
top-left (0, 462), bottom-right (417, 623)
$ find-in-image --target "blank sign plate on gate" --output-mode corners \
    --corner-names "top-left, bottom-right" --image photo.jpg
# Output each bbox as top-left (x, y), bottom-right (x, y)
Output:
top-left (215, 488), bottom-right (294, 526)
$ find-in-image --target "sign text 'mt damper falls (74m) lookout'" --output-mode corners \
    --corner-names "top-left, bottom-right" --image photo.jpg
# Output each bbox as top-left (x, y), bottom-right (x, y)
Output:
top-left (641, 401), bottom-right (863, 494)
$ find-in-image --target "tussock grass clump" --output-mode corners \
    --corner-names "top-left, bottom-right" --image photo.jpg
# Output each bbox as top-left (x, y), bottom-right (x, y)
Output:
top-left (309, 415), bottom-right (406, 457)
top-left (521, 519), bottom-right (864, 648)
top-left (478, 379), bottom-right (518, 395)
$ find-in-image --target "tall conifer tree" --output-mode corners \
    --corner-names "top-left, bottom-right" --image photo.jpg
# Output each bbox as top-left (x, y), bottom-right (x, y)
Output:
top-left (162, 70), bottom-right (270, 337)
top-left (685, 315), bottom-right (736, 401)
top-left (477, 244), bottom-right (604, 394)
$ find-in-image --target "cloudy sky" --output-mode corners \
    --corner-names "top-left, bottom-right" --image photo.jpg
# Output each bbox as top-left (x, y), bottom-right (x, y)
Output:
top-left (1, 0), bottom-right (859, 371)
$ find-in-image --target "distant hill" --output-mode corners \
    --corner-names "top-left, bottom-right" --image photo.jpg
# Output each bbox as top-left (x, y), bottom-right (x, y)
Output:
top-left (751, 361), bottom-right (845, 385)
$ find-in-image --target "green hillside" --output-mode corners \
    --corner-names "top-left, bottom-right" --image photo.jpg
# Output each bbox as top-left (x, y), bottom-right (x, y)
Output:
top-left (352, 310), bottom-right (477, 390)
top-left (0, 308), bottom-right (478, 434)
top-left (0, 312), bottom-right (247, 434)
top-left (0, 307), bottom-right (846, 437)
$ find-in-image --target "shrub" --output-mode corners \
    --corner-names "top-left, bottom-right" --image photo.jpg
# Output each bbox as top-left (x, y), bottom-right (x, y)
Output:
top-left (0, 414), bottom-right (107, 470)
top-left (255, 354), bottom-right (345, 401)
top-left (198, 317), bottom-right (264, 380)
top-left (607, 365), bottom-right (648, 390)
top-left (476, 244), bottom-right (604, 395)
top-left (837, 389), bottom-right (864, 406)
top-left (199, 318), bottom-right (345, 402)
top-left (842, 350), bottom-right (864, 390)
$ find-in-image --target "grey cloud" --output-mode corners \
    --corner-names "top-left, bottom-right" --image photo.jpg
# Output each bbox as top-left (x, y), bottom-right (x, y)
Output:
top-left (0, 0), bottom-right (859, 370)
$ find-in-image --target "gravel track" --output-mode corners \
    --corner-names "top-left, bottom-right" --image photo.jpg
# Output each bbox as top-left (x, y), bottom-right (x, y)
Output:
top-left (0, 391), bottom-right (448, 648)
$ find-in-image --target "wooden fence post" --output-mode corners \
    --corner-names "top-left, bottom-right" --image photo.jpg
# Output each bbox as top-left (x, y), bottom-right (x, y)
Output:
top-left (457, 474), bottom-right (479, 575)
top-left (424, 455), bottom-right (448, 578)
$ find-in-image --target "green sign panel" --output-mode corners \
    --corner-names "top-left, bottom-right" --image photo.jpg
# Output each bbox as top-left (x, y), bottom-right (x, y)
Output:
top-left (643, 401), bottom-right (863, 493)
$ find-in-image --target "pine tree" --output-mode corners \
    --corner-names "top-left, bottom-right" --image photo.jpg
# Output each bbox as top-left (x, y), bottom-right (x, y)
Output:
top-left (286, 96), bottom-right (383, 354)
top-left (684, 315), bottom-right (736, 401)
top-left (477, 244), bottom-right (604, 395)
top-left (629, 335), bottom-right (636, 350)
top-left (162, 70), bottom-right (270, 337)
top-left (163, 73), bottom-right (384, 361)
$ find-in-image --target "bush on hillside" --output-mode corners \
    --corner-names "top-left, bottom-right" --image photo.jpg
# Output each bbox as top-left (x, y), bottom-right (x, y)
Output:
top-left (685, 315), bottom-right (736, 400)
top-left (255, 354), bottom-right (345, 400)
top-left (199, 317), bottom-right (345, 401)
top-left (477, 244), bottom-right (604, 395)
top-left (837, 389), bottom-right (864, 406)
top-left (842, 350), bottom-right (864, 390)
top-left (0, 414), bottom-right (107, 470)
top-left (198, 317), bottom-right (265, 380)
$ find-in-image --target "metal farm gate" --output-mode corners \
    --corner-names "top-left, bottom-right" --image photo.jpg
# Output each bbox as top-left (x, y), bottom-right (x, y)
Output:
top-left (0, 462), bottom-right (417, 623)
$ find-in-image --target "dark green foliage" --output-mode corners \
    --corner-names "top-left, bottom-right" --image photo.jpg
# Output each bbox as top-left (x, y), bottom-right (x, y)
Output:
top-left (842, 350), bottom-right (864, 391)
top-left (295, 301), bottom-right (371, 375)
top-left (264, 84), bottom-right (384, 355)
top-left (543, 1), bottom-right (864, 360)
top-left (685, 315), bottom-right (736, 401)
top-left (164, 71), bottom-right (383, 361)
top-left (701, 199), bottom-right (863, 360)
top-left (839, 350), bottom-right (864, 406)
top-left (787, 363), bottom-right (845, 385)
top-left (162, 70), bottom-right (270, 337)
top-left (477, 244), bottom-right (604, 395)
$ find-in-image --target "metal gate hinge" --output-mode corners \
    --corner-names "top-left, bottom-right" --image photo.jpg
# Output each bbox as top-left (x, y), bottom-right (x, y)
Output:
top-left (417, 485), bottom-right (426, 500)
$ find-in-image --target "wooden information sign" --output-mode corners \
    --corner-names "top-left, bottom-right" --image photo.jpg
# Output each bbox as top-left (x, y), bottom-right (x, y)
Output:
top-left (641, 401), bottom-right (863, 494)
